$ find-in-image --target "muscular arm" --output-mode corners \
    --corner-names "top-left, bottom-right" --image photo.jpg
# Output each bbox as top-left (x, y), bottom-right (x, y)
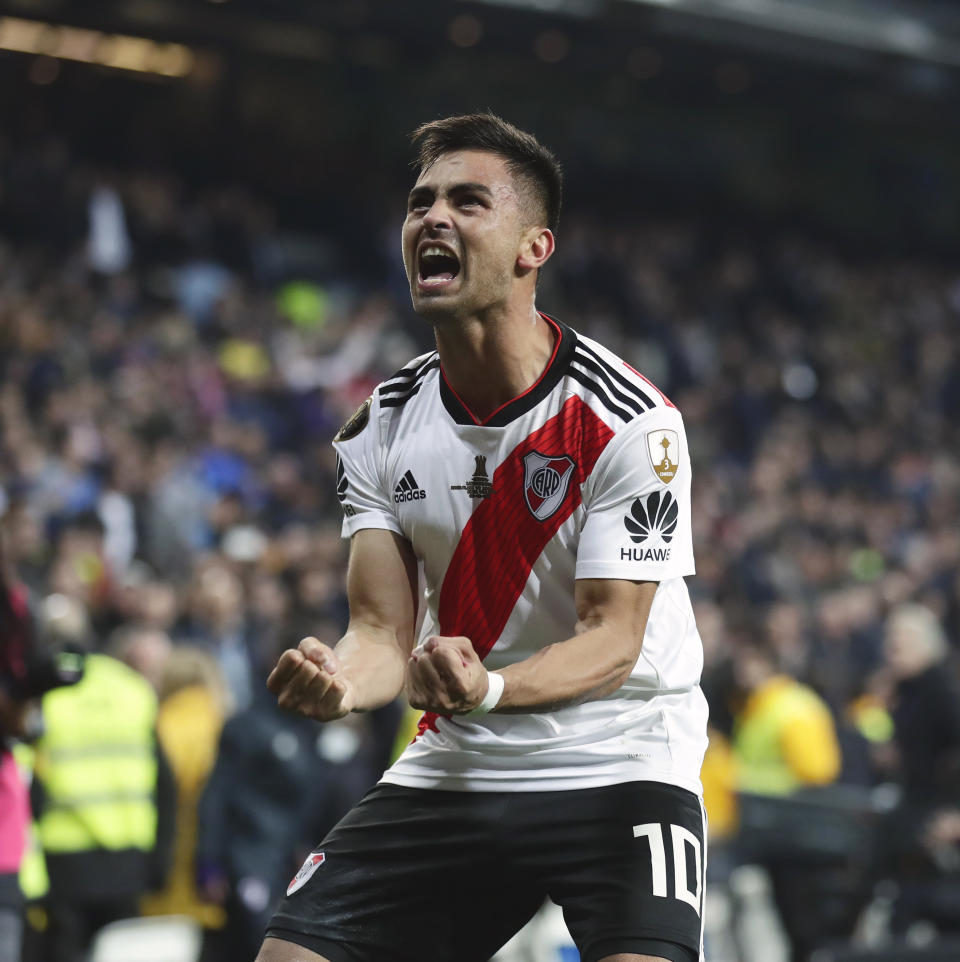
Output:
top-left (497, 578), bottom-right (657, 712)
top-left (268, 528), bottom-right (418, 720)
top-left (405, 578), bottom-right (657, 715)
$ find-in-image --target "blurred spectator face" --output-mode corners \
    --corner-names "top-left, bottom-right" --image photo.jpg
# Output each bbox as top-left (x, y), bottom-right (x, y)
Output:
top-left (209, 493), bottom-right (245, 533)
top-left (111, 626), bottom-right (173, 692)
top-left (138, 580), bottom-right (180, 631)
top-left (50, 519), bottom-right (110, 608)
top-left (48, 554), bottom-right (92, 606)
top-left (766, 602), bottom-right (805, 665)
top-left (815, 588), bottom-right (876, 644)
top-left (731, 644), bottom-right (777, 696)
top-left (295, 564), bottom-right (338, 614)
top-left (266, 455), bottom-right (301, 499)
top-left (884, 603), bottom-right (947, 680)
top-left (249, 573), bottom-right (289, 624)
top-left (158, 645), bottom-right (231, 712)
top-left (38, 593), bottom-right (90, 648)
top-left (2, 505), bottom-right (45, 565)
top-left (191, 563), bottom-right (244, 628)
top-left (312, 524), bottom-right (347, 567)
top-left (276, 524), bottom-right (313, 568)
top-left (106, 439), bottom-right (148, 494)
top-left (57, 523), bottom-right (105, 564)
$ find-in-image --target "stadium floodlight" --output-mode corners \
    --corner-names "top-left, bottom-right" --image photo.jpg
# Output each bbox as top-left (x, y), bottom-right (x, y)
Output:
top-left (0, 16), bottom-right (196, 76)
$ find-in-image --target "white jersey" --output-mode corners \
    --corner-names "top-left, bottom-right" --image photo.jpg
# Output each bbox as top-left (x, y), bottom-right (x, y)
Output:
top-left (334, 316), bottom-right (708, 794)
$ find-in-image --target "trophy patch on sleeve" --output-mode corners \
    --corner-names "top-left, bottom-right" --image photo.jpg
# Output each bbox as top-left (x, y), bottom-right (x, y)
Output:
top-left (646, 429), bottom-right (679, 484)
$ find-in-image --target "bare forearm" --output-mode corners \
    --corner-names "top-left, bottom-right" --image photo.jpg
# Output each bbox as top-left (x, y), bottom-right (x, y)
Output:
top-left (495, 624), bottom-right (638, 713)
top-left (403, 581), bottom-right (655, 718)
top-left (336, 625), bottom-right (410, 711)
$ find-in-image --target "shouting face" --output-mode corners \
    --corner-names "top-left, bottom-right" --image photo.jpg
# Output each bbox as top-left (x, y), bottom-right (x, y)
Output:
top-left (401, 150), bottom-right (541, 323)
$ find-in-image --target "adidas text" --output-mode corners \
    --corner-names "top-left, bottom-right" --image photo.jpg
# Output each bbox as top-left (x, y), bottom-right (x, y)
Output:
top-left (394, 470), bottom-right (426, 503)
top-left (621, 547), bottom-right (671, 562)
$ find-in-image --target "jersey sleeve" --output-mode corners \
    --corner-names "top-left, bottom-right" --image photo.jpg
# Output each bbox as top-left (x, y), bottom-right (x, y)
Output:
top-left (576, 406), bottom-right (695, 582)
top-left (332, 393), bottom-right (403, 539)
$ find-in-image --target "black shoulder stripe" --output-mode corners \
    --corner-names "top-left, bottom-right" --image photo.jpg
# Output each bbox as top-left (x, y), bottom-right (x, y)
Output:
top-left (384, 353), bottom-right (436, 383)
top-left (576, 341), bottom-right (656, 409)
top-left (380, 381), bottom-right (424, 408)
top-left (380, 356), bottom-right (439, 395)
top-left (566, 368), bottom-right (637, 423)
top-left (572, 352), bottom-right (648, 417)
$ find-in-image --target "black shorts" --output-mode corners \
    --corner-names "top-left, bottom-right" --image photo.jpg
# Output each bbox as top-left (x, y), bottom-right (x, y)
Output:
top-left (267, 780), bottom-right (705, 962)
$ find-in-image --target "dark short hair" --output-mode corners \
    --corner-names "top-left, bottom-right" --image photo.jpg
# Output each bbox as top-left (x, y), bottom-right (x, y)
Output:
top-left (410, 113), bottom-right (563, 234)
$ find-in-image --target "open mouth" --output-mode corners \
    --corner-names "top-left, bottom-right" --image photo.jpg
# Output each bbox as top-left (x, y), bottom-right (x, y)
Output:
top-left (418, 245), bottom-right (461, 287)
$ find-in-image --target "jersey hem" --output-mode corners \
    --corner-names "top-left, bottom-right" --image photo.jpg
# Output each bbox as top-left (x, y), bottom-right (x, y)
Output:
top-left (341, 515), bottom-right (404, 539)
top-left (378, 769), bottom-right (703, 796)
top-left (575, 563), bottom-right (696, 580)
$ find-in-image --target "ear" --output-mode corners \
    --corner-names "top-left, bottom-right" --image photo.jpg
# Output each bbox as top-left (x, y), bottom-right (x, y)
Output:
top-left (516, 227), bottom-right (555, 273)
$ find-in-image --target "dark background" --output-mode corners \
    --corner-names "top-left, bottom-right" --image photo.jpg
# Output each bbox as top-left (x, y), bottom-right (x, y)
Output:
top-left (2, 0), bottom-right (959, 253)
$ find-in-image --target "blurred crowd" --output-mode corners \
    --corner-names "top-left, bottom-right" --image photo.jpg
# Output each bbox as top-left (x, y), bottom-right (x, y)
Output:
top-left (1, 134), bottom-right (959, 962)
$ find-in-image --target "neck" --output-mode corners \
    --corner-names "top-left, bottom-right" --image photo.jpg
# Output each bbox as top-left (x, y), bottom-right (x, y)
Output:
top-left (434, 304), bottom-right (555, 423)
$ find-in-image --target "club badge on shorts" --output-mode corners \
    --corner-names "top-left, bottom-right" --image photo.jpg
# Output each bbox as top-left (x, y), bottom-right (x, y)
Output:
top-left (522, 451), bottom-right (576, 521)
top-left (287, 851), bottom-right (326, 896)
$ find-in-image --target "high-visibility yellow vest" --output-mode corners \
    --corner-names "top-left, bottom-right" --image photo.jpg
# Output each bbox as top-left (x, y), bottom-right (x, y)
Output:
top-left (733, 675), bottom-right (841, 796)
top-left (34, 654), bottom-right (158, 853)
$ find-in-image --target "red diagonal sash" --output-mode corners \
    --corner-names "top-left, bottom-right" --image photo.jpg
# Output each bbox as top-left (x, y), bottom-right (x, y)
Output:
top-left (416, 395), bottom-right (614, 737)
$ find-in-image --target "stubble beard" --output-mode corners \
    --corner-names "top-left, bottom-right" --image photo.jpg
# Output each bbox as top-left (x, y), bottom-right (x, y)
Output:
top-left (410, 269), bottom-right (514, 330)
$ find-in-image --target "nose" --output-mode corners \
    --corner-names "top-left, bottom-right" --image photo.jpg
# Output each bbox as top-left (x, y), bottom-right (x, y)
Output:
top-left (422, 199), bottom-right (452, 232)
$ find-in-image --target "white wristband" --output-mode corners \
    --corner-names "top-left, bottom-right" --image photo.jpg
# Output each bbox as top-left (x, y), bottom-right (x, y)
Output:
top-left (466, 671), bottom-right (504, 716)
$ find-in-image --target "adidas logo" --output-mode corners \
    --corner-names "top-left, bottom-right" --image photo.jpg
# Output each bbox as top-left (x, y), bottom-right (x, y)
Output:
top-left (394, 470), bottom-right (426, 503)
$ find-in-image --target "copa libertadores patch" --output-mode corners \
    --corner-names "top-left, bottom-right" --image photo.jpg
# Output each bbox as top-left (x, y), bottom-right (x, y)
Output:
top-left (335, 397), bottom-right (372, 442)
top-left (646, 429), bottom-right (679, 484)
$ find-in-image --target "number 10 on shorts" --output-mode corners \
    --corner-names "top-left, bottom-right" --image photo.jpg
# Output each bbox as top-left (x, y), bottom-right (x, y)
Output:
top-left (633, 822), bottom-right (703, 915)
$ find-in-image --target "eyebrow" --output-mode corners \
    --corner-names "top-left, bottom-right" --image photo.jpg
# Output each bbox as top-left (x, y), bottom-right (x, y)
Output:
top-left (407, 182), bottom-right (495, 205)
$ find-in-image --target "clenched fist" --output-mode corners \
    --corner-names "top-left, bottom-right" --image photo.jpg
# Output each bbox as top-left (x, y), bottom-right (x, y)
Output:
top-left (267, 637), bottom-right (355, 721)
top-left (405, 635), bottom-right (490, 715)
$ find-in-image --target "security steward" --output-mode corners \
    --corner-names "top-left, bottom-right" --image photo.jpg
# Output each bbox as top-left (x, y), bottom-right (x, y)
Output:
top-left (31, 646), bottom-right (175, 962)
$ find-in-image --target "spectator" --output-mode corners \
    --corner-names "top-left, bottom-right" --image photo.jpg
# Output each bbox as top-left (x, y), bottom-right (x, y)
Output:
top-left (731, 640), bottom-right (842, 796)
top-left (141, 646), bottom-right (231, 939)
top-left (29, 594), bottom-right (176, 962)
top-left (196, 671), bottom-right (377, 962)
top-left (881, 603), bottom-right (960, 809)
top-left (0, 523), bottom-right (83, 962)
top-left (176, 560), bottom-right (257, 711)
top-left (873, 603), bottom-right (960, 936)
top-left (0, 575), bottom-right (33, 962)
top-left (108, 624), bottom-right (174, 694)
top-left (729, 640), bottom-right (843, 961)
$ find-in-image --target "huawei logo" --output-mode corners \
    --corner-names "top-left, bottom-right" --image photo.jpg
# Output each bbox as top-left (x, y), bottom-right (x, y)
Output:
top-left (624, 490), bottom-right (679, 544)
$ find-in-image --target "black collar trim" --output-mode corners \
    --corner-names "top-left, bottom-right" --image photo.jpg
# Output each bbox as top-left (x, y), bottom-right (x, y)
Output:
top-left (439, 314), bottom-right (577, 427)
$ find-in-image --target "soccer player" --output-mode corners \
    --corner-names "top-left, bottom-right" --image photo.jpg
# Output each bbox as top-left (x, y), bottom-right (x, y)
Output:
top-left (258, 114), bottom-right (708, 962)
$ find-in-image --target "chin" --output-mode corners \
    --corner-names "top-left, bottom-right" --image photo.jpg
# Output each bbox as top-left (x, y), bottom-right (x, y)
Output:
top-left (411, 292), bottom-right (463, 322)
